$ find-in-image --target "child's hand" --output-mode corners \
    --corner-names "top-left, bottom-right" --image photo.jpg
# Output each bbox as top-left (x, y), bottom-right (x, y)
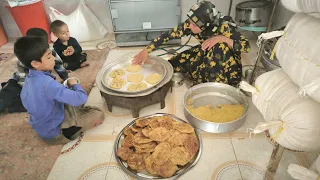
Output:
top-left (67, 78), bottom-right (78, 87)
top-left (68, 46), bottom-right (75, 55)
top-left (63, 46), bottom-right (74, 56)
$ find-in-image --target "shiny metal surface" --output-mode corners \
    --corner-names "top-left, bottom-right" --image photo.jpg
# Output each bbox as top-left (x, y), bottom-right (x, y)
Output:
top-left (101, 53), bottom-right (167, 94)
top-left (95, 54), bottom-right (174, 97)
top-left (183, 83), bottom-right (249, 133)
top-left (235, 0), bottom-right (273, 27)
top-left (114, 113), bottom-right (202, 180)
top-left (172, 73), bottom-right (184, 87)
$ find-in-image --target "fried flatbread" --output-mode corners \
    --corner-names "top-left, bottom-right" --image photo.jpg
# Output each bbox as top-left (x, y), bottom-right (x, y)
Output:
top-left (151, 142), bottom-right (171, 165)
top-left (152, 160), bottom-right (177, 178)
top-left (117, 147), bottom-right (132, 161)
top-left (170, 147), bottom-right (191, 166)
top-left (183, 134), bottom-right (199, 158)
top-left (149, 127), bottom-right (170, 142)
top-left (134, 132), bottom-right (153, 144)
top-left (123, 133), bottom-right (134, 148)
top-left (174, 123), bottom-right (194, 134)
top-left (136, 118), bottom-right (150, 127)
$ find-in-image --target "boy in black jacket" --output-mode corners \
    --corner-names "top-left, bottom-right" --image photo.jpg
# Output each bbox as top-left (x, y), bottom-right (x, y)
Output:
top-left (50, 20), bottom-right (89, 71)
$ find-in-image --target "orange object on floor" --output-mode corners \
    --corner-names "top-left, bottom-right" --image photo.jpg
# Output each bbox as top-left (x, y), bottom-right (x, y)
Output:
top-left (6, 1), bottom-right (50, 42)
top-left (0, 23), bottom-right (8, 46)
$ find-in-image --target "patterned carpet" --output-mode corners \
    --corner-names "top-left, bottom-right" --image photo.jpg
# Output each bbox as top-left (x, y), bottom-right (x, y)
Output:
top-left (0, 49), bottom-right (110, 180)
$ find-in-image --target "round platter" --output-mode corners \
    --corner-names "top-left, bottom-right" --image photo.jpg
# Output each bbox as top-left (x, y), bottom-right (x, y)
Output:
top-left (96, 54), bottom-right (174, 97)
top-left (114, 113), bottom-right (202, 180)
top-left (102, 53), bottom-right (167, 94)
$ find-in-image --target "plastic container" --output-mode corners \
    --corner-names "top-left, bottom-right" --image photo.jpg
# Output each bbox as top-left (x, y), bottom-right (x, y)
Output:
top-left (6, 1), bottom-right (50, 42)
top-left (0, 23), bottom-right (8, 46)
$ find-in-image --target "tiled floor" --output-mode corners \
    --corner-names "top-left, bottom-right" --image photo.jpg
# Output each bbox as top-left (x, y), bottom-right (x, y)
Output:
top-left (1, 35), bottom-right (317, 180)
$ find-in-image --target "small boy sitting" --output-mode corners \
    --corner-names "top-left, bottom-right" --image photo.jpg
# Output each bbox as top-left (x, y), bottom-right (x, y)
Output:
top-left (50, 20), bottom-right (89, 71)
top-left (14, 37), bottom-right (104, 144)
top-left (14, 28), bottom-right (69, 86)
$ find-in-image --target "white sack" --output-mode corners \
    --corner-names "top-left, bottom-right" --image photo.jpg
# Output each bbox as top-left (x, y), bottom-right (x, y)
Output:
top-left (48, 0), bottom-right (107, 42)
top-left (287, 155), bottom-right (320, 180)
top-left (276, 13), bottom-right (320, 103)
top-left (240, 69), bottom-right (320, 152)
top-left (281, 0), bottom-right (320, 17)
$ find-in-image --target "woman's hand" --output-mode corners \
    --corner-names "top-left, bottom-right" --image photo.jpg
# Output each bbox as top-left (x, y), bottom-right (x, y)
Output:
top-left (201, 35), bottom-right (233, 51)
top-left (132, 48), bottom-right (149, 65)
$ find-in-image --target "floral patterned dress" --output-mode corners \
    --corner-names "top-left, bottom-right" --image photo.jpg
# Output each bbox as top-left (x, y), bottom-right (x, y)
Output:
top-left (146, 18), bottom-right (250, 86)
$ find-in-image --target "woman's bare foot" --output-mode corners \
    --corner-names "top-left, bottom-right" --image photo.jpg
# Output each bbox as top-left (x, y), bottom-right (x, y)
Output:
top-left (80, 62), bottom-right (90, 68)
top-left (67, 70), bottom-right (72, 73)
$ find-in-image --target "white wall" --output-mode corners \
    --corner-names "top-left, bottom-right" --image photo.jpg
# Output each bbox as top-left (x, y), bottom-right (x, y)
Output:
top-left (0, 0), bottom-right (294, 38)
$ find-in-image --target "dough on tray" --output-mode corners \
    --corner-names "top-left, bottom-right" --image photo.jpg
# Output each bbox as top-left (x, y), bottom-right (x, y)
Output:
top-left (126, 65), bottom-right (142, 73)
top-left (127, 74), bottom-right (144, 82)
top-left (109, 69), bottom-right (125, 78)
top-left (127, 82), bottom-right (148, 92)
top-left (146, 73), bottom-right (162, 84)
top-left (110, 78), bottom-right (126, 89)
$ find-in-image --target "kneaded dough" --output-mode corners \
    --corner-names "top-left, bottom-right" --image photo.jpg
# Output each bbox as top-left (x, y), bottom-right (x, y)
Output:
top-left (109, 69), bottom-right (125, 78)
top-left (127, 82), bottom-right (147, 92)
top-left (110, 78), bottom-right (126, 89)
top-left (127, 74), bottom-right (144, 82)
top-left (146, 73), bottom-right (162, 84)
top-left (126, 65), bottom-right (142, 73)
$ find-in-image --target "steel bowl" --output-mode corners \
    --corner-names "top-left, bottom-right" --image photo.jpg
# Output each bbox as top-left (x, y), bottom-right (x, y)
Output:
top-left (183, 82), bottom-right (249, 133)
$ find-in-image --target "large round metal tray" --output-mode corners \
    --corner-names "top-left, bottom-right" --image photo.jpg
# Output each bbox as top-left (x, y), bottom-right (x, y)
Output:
top-left (102, 53), bottom-right (167, 94)
top-left (114, 113), bottom-right (202, 180)
top-left (96, 54), bottom-right (174, 97)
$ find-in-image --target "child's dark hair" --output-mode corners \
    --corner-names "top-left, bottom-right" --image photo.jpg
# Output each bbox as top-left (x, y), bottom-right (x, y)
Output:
top-left (26, 28), bottom-right (48, 43)
top-left (50, 20), bottom-right (67, 34)
top-left (14, 37), bottom-right (49, 69)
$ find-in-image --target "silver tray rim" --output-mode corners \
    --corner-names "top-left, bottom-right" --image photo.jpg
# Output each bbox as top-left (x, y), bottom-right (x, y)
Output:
top-left (114, 113), bottom-right (203, 180)
top-left (96, 55), bottom-right (174, 97)
top-left (101, 55), bottom-right (167, 94)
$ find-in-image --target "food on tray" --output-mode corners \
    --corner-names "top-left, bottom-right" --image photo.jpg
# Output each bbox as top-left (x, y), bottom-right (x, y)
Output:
top-left (126, 65), bottom-right (142, 73)
top-left (116, 115), bottom-right (199, 178)
top-left (110, 78), bottom-right (126, 89)
top-left (127, 73), bottom-right (144, 82)
top-left (109, 69), bottom-right (126, 78)
top-left (146, 73), bottom-right (162, 84)
top-left (127, 82), bottom-right (148, 92)
top-left (187, 103), bottom-right (245, 123)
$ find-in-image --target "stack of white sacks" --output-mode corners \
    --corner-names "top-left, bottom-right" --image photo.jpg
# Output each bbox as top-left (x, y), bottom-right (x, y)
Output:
top-left (240, 0), bottom-right (320, 179)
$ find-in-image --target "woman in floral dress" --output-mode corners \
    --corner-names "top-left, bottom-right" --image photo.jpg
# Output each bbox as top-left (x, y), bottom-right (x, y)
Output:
top-left (133, 1), bottom-right (251, 87)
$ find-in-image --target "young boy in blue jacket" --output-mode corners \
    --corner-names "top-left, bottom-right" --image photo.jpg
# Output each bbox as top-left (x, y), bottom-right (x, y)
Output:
top-left (14, 37), bottom-right (104, 144)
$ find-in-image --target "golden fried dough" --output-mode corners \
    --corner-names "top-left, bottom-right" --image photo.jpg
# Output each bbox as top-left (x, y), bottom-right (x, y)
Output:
top-left (127, 152), bottom-right (149, 170)
top-left (167, 130), bottom-right (187, 148)
top-left (133, 141), bottom-right (157, 149)
top-left (123, 133), bottom-right (134, 148)
top-left (117, 147), bottom-right (132, 161)
top-left (170, 147), bottom-right (191, 166)
top-left (141, 127), bottom-right (152, 137)
top-left (134, 132), bottom-right (153, 144)
top-left (131, 125), bottom-right (142, 133)
top-left (152, 160), bottom-right (177, 178)
top-left (145, 156), bottom-right (158, 175)
top-left (174, 123), bottom-right (194, 133)
top-left (123, 127), bottom-right (134, 136)
top-left (152, 142), bottom-right (171, 165)
top-left (117, 115), bottom-right (200, 178)
top-left (146, 73), bottom-right (162, 84)
top-left (183, 134), bottom-right (199, 158)
top-left (136, 118), bottom-right (150, 127)
top-left (148, 127), bottom-right (170, 142)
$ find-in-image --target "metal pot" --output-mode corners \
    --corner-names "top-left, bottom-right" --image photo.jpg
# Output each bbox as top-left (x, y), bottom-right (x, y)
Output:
top-left (261, 38), bottom-right (281, 71)
top-left (183, 83), bottom-right (249, 133)
top-left (235, 0), bottom-right (273, 27)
